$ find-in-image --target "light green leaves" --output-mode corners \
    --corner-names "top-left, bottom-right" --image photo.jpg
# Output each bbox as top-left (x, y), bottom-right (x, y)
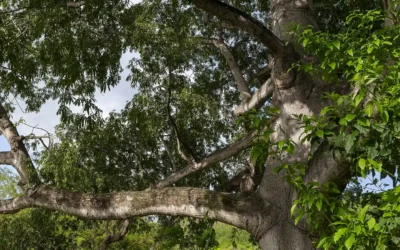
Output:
top-left (303, 37), bottom-right (310, 47)
top-left (359, 205), bottom-right (370, 221)
top-left (367, 44), bottom-right (374, 53)
top-left (358, 158), bottom-right (366, 170)
top-left (365, 102), bottom-right (374, 117)
top-left (345, 234), bottom-right (355, 250)
top-left (367, 218), bottom-right (376, 230)
top-left (381, 111), bottom-right (389, 123)
top-left (347, 49), bottom-right (354, 56)
top-left (333, 40), bottom-right (341, 50)
top-left (334, 228), bottom-right (348, 242)
top-left (294, 8), bottom-right (400, 250)
top-left (316, 130), bottom-right (325, 138)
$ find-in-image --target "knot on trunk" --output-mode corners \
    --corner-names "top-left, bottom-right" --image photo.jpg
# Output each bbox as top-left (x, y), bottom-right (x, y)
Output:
top-left (10, 135), bottom-right (23, 152)
top-left (272, 56), bottom-right (297, 89)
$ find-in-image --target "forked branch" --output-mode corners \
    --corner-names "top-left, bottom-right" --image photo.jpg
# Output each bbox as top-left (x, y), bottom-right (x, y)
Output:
top-left (153, 129), bottom-right (257, 189)
top-left (191, 0), bottom-right (286, 55)
top-left (0, 104), bottom-right (40, 186)
top-left (234, 78), bottom-right (274, 116)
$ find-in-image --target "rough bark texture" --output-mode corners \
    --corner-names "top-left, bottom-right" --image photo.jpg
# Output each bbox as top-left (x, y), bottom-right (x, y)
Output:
top-left (254, 0), bottom-right (339, 249)
top-left (382, 0), bottom-right (399, 27)
top-left (0, 1), bottom-right (357, 249)
top-left (0, 185), bottom-right (271, 238)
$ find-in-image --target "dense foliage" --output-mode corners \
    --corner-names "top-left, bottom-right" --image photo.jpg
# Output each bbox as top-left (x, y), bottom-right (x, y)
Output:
top-left (290, 9), bottom-right (400, 250)
top-left (0, 0), bottom-right (399, 249)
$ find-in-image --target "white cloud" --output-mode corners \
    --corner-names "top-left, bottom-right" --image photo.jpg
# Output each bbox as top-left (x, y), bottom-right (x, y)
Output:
top-left (0, 2), bottom-right (142, 177)
top-left (0, 51), bottom-right (139, 174)
top-left (11, 51), bottom-right (139, 137)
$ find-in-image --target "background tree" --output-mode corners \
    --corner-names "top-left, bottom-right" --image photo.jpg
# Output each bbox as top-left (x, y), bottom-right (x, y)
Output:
top-left (0, 0), bottom-right (399, 249)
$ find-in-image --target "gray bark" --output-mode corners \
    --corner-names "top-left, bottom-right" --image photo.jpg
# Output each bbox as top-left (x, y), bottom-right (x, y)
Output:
top-left (382, 0), bottom-right (399, 27)
top-left (212, 39), bottom-right (251, 101)
top-left (0, 185), bottom-right (260, 228)
top-left (255, 0), bottom-right (341, 249)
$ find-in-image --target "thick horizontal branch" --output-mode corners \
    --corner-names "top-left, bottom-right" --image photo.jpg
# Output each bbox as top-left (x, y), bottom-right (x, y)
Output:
top-left (234, 79), bottom-right (274, 116)
top-left (0, 151), bottom-right (14, 166)
top-left (154, 130), bottom-right (257, 189)
top-left (191, 0), bottom-right (286, 55)
top-left (0, 185), bottom-right (260, 231)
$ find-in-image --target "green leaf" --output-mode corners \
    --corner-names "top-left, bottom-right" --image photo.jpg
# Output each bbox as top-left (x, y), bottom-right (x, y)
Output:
top-left (383, 41), bottom-right (392, 45)
top-left (316, 199), bottom-right (323, 211)
top-left (367, 146), bottom-right (378, 159)
top-left (366, 77), bottom-right (377, 85)
top-left (334, 228), bottom-right (347, 242)
top-left (365, 102), bottom-right (374, 117)
top-left (359, 205), bottom-right (370, 221)
top-left (347, 49), bottom-right (354, 56)
top-left (285, 142), bottom-right (295, 155)
top-left (339, 118), bottom-right (348, 126)
top-left (367, 217), bottom-right (376, 230)
top-left (345, 234), bottom-right (355, 250)
top-left (367, 45), bottom-right (373, 53)
top-left (354, 93), bottom-right (364, 107)
top-left (291, 203), bottom-right (297, 215)
top-left (329, 62), bottom-right (336, 69)
top-left (273, 165), bottom-right (284, 174)
top-left (368, 159), bottom-right (382, 171)
top-left (316, 130), bottom-right (324, 138)
top-left (302, 38), bottom-right (309, 47)
top-left (345, 134), bottom-right (355, 153)
top-left (354, 123), bottom-right (368, 134)
top-left (321, 106), bottom-right (334, 115)
top-left (345, 114), bottom-right (356, 122)
top-left (358, 158), bottom-right (366, 170)
top-left (333, 40), bottom-right (341, 49)
top-left (355, 225), bottom-right (361, 235)
top-left (357, 118), bottom-right (370, 127)
top-left (381, 111), bottom-right (389, 123)
top-left (295, 211), bottom-right (305, 225)
top-left (317, 237), bottom-right (328, 248)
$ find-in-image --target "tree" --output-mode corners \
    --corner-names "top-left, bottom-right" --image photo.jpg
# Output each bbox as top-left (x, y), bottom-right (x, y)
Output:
top-left (0, 0), bottom-right (399, 249)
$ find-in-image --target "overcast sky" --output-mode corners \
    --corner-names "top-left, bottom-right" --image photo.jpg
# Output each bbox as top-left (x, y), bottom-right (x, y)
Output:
top-left (0, 51), bottom-right (139, 174)
top-left (12, 51), bottom-right (137, 136)
top-left (8, 0), bottom-right (144, 138)
top-left (0, 0), bottom-right (142, 179)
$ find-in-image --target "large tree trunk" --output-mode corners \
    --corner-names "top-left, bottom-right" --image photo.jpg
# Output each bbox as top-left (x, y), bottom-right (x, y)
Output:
top-left (256, 1), bottom-right (324, 249)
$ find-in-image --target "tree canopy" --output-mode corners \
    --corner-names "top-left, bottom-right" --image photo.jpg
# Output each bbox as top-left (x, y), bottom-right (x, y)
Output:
top-left (0, 0), bottom-right (399, 249)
